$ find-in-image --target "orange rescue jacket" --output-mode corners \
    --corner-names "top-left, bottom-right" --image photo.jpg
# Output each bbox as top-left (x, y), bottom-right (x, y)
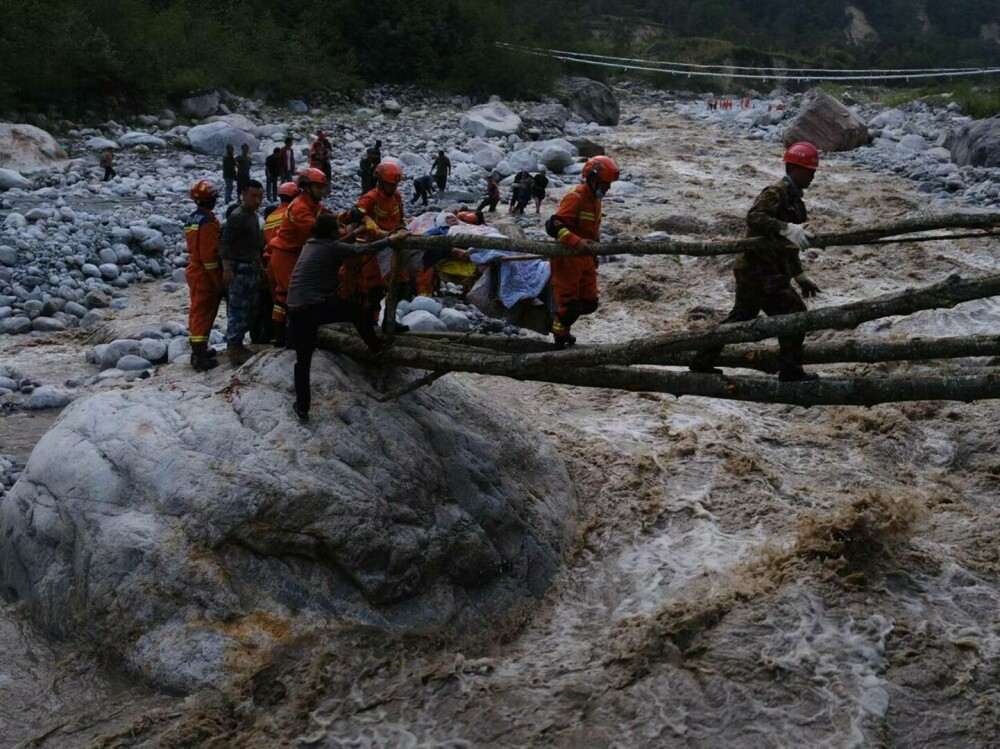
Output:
top-left (552, 184), bottom-right (601, 249)
top-left (356, 187), bottom-right (404, 240)
top-left (184, 209), bottom-right (222, 277)
top-left (268, 193), bottom-right (328, 254)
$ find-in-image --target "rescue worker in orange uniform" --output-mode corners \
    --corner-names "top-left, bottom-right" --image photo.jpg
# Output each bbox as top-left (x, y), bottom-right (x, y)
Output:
top-left (344, 161), bottom-right (407, 328)
top-left (545, 155), bottom-right (620, 349)
top-left (251, 181), bottom-right (299, 344)
top-left (184, 178), bottom-right (223, 371)
top-left (267, 168), bottom-right (330, 346)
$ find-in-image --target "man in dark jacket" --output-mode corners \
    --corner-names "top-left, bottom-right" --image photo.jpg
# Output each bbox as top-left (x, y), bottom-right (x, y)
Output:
top-left (286, 214), bottom-right (408, 422)
top-left (411, 173), bottom-right (437, 207)
top-left (235, 143), bottom-right (253, 202)
top-left (431, 150), bottom-right (451, 191)
top-left (221, 179), bottom-right (265, 364)
top-left (264, 148), bottom-right (281, 202)
top-left (689, 141), bottom-right (822, 381)
top-left (222, 144), bottom-right (237, 203)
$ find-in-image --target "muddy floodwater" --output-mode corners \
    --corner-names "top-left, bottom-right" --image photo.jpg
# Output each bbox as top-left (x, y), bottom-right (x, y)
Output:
top-left (1, 89), bottom-right (999, 747)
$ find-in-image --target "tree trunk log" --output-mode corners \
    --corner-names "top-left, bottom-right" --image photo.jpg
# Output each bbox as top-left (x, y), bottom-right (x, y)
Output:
top-left (506, 273), bottom-right (1000, 371)
top-left (401, 213), bottom-right (1000, 259)
top-left (316, 328), bottom-right (1000, 407)
top-left (399, 331), bottom-right (1000, 371)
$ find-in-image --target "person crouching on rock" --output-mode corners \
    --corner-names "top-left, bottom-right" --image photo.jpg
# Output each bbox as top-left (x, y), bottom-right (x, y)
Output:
top-left (184, 179), bottom-right (223, 371)
top-left (287, 214), bottom-right (408, 423)
top-left (688, 141), bottom-right (822, 381)
top-left (545, 155), bottom-right (620, 350)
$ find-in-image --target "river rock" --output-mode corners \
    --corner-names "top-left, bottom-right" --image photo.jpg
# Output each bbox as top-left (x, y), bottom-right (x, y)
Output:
top-left (118, 132), bottom-right (167, 149)
top-left (187, 121), bottom-right (260, 157)
top-left (0, 123), bottom-right (68, 172)
top-left (946, 116), bottom-right (1000, 168)
top-left (31, 317), bottom-right (66, 332)
top-left (98, 339), bottom-right (142, 370)
top-left (439, 308), bottom-right (472, 332)
top-left (23, 387), bottom-right (71, 410)
top-left (538, 139), bottom-right (578, 172)
top-left (116, 354), bottom-right (153, 371)
top-left (287, 100), bottom-right (309, 114)
top-left (459, 104), bottom-right (523, 138)
top-left (0, 316), bottom-right (31, 334)
top-left (0, 246), bottom-right (18, 266)
top-left (0, 353), bottom-right (575, 692)
top-left (179, 91), bottom-right (221, 119)
top-left (0, 168), bottom-right (31, 191)
top-left (139, 339), bottom-right (168, 363)
top-left (782, 91), bottom-right (870, 152)
top-left (554, 77), bottom-right (620, 126)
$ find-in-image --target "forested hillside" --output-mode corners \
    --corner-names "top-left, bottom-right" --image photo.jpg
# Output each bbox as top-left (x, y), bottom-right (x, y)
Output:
top-left (0, 0), bottom-right (995, 115)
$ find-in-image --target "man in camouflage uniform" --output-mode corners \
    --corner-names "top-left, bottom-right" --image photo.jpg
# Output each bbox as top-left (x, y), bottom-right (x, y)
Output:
top-left (690, 141), bottom-right (822, 381)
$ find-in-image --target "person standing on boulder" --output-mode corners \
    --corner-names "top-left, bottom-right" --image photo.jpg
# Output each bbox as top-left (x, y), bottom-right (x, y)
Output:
top-left (221, 179), bottom-right (265, 365)
top-left (264, 147), bottom-right (281, 202)
top-left (235, 143), bottom-right (253, 202)
top-left (267, 168), bottom-right (331, 346)
top-left (431, 150), bottom-right (451, 192)
top-left (688, 141), bottom-right (822, 381)
top-left (184, 179), bottom-right (223, 371)
top-left (532, 168), bottom-right (549, 214)
top-left (279, 136), bottom-right (296, 182)
top-left (100, 147), bottom-right (116, 182)
top-left (344, 161), bottom-right (406, 330)
top-left (287, 214), bottom-right (408, 422)
top-left (545, 155), bottom-right (619, 349)
top-left (222, 144), bottom-right (237, 204)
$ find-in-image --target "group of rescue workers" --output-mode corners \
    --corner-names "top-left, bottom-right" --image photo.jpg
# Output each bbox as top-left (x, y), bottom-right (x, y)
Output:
top-left (183, 136), bottom-right (825, 421)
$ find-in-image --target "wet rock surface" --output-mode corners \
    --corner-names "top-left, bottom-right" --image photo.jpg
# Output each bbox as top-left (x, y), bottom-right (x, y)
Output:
top-left (0, 352), bottom-right (576, 692)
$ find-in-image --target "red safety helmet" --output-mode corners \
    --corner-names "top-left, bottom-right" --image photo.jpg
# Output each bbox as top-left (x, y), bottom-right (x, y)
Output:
top-left (277, 181), bottom-right (299, 198)
top-left (583, 155), bottom-right (620, 183)
top-left (375, 161), bottom-right (404, 185)
top-left (297, 167), bottom-right (328, 186)
top-left (783, 142), bottom-right (820, 171)
top-left (190, 178), bottom-right (218, 201)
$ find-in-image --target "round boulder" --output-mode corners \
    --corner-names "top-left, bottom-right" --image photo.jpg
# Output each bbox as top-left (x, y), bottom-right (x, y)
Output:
top-left (0, 123), bottom-right (68, 172)
top-left (187, 121), bottom-right (260, 157)
top-left (459, 104), bottom-right (523, 138)
top-left (0, 353), bottom-right (575, 692)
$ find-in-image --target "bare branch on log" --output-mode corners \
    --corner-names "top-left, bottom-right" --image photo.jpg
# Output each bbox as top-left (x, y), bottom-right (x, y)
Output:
top-left (400, 213), bottom-right (1000, 259)
top-left (373, 370), bottom-right (445, 402)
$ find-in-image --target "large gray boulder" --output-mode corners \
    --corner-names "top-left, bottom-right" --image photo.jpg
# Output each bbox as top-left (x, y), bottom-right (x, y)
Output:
top-left (522, 101), bottom-right (571, 135)
top-left (187, 121), bottom-right (260, 156)
top-left (459, 103), bottom-right (523, 138)
top-left (0, 353), bottom-right (575, 693)
top-left (782, 91), bottom-right (870, 152)
top-left (946, 116), bottom-right (1000, 168)
top-left (0, 123), bottom-right (68, 172)
top-left (554, 77), bottom-right (620, 126)
top-left (179, 91), bottom-right (221, 119)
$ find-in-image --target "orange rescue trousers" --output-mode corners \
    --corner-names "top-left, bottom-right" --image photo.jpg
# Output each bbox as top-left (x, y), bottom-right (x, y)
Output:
top-left (186, 269), bottom-right (223, 344)
top-left (340, 255), bottom-right (386, 323)
top-left (550, 256), bottom-right (598, 339)
top-left (268, 248), bottom-right (300, 325)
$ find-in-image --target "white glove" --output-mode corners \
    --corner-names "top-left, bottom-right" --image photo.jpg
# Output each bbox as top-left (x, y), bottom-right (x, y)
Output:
top-left (780, 223), bottom-right (814, 250)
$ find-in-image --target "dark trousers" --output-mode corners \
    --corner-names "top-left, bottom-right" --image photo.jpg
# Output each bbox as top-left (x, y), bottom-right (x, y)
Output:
top-left (265, 174), bottom-right (278, 201)
top-left (288, 300), bottom-right (377, 413)
top-left (412, 186), bottom-right (429, 206)
top-left (477, 196), bottom-right (499, 212)
top-left (249, 285), bottom-right (273, 344)
top-left (102, 166), bottom-right (116, 182)
top-left (696, 270), bottom-right (807, 372)
top-left (435, 174), bottom-right (447, 191)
